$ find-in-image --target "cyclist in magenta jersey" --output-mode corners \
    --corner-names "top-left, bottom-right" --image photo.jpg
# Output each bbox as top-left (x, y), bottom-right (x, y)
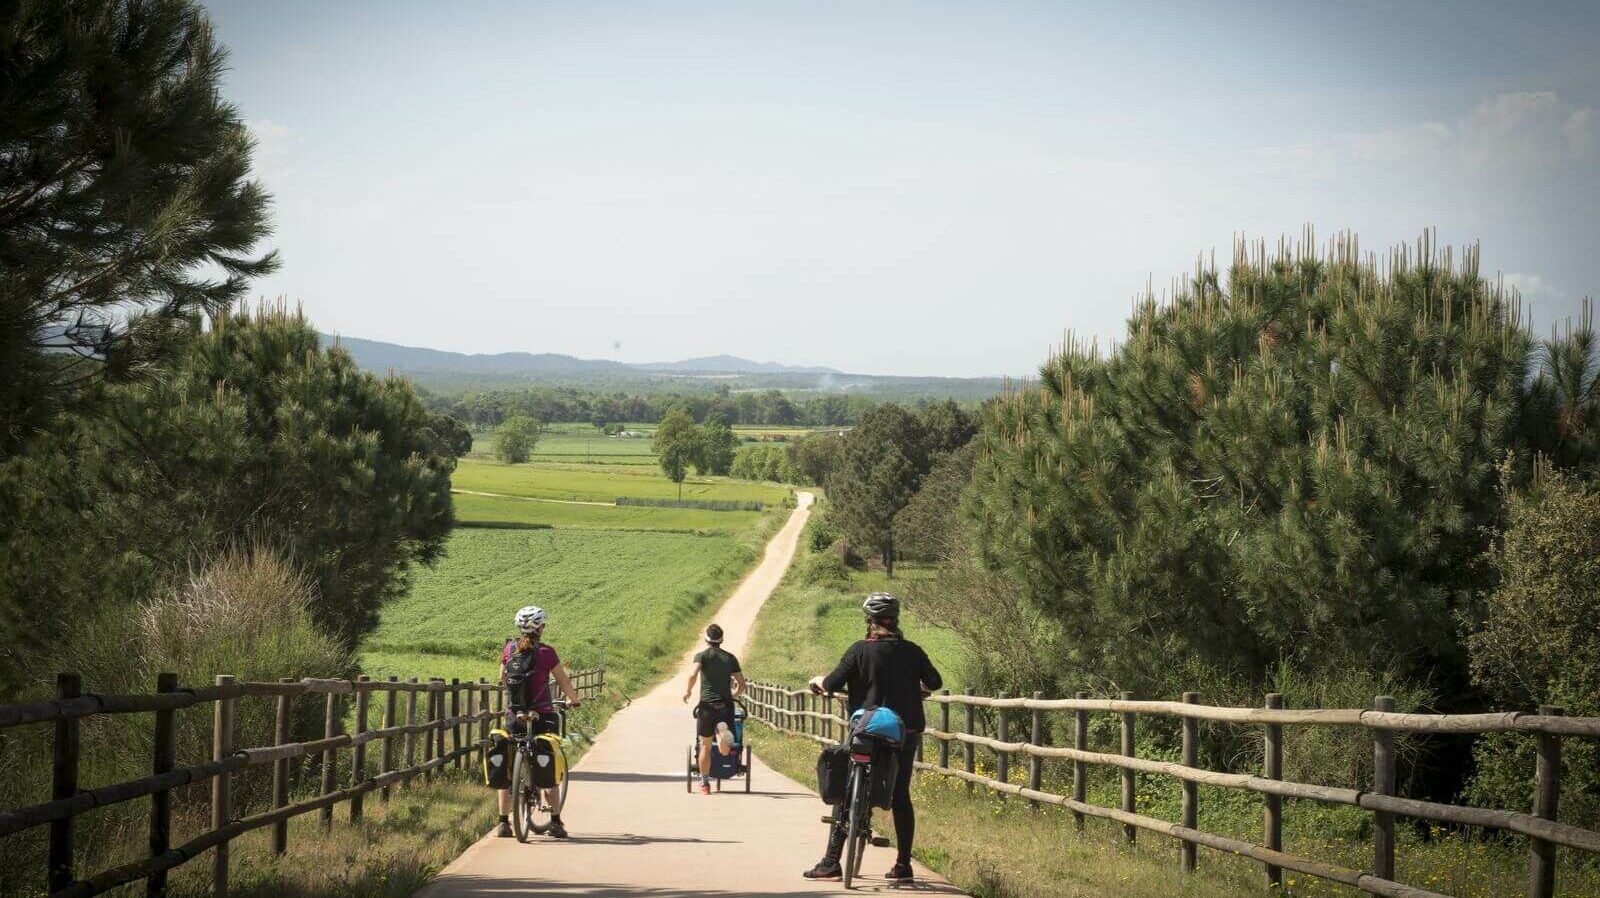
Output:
top-left (496, 605), bottom-right (582, 839)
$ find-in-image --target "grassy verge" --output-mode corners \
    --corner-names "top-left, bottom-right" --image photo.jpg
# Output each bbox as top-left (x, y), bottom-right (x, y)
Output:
top-left (740, 516), bottom-right (967, 688)
top-left (157, 771), bottom-right (497, 898)
top-left (752, 723), bottom-right (1600, 898)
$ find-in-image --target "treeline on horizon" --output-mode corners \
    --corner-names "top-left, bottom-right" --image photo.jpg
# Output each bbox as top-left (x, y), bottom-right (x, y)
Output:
top-left (418, 383), bottom-right (965, 429)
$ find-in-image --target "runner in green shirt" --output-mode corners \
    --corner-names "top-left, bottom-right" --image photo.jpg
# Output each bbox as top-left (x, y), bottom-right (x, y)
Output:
top-left (682, 623), bottom-right (747, 794)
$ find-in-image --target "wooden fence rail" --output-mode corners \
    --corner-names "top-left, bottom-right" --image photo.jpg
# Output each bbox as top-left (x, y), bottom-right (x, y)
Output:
top-left (741, 680), bottom-right (1599, 898)
top-left (1, 666), bottom-right (605, 898)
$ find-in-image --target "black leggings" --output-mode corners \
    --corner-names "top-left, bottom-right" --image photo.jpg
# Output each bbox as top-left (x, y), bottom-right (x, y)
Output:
top-left (824, 738), bottom-right (920, 866)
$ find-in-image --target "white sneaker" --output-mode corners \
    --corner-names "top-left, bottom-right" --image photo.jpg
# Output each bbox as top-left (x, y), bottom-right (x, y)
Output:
top-left (715, 721), bottom-right (734, 755)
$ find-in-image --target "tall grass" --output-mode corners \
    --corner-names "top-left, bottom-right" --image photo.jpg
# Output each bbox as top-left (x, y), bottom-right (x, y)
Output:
top-left (0, 545), bottom-right (354, 897)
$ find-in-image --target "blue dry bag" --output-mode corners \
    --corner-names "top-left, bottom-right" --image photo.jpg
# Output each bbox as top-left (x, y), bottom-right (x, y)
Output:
top-left (849, 706), bottom-right (905, 746)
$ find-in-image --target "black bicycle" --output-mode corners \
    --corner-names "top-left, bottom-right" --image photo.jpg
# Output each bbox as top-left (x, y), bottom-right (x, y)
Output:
top-left (509, 700), bottom-right (571, 842)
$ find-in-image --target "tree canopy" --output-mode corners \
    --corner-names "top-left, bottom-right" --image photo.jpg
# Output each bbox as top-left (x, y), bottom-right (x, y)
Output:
top-left (653, 404), bottom-right (697, 497)
top-left (492, 415), bottom-right (542, 463)
top-left (1, 0), bottom-right (278, 455)
top-left (963, 235), bottom-right (1597, 699)
top-left (0, 306), bottom-right (455, 693)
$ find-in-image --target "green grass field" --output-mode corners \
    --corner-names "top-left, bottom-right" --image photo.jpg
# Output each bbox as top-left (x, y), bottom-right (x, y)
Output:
top-left (362, 521), bottom-right (782, 695)
top-left (452, 492), bottom-right (762, 533)
top-left (363, 438), bottom-right (794, 740)
top-left (452, 456), bottom-right (790, 505)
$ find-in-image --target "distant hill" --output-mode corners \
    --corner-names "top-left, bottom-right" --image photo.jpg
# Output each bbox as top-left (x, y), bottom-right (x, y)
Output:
top-left (320, 332), bottom-right (1015, 402)
top-left (319, 334), bottom-right (634, 376)
top-left (639, 355), bottom-right (840, 375)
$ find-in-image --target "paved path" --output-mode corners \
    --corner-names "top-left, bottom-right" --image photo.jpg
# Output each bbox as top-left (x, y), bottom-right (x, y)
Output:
top-left (415, 492), bottom-right (965, 897)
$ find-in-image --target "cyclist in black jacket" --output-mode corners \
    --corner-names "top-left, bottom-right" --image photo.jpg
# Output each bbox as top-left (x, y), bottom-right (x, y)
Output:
top-left (803, 592), bottom-right (942, 883)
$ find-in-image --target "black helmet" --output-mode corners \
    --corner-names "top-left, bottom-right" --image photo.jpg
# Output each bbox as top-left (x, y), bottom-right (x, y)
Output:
top-left (862, 592), bottom-right (900, 620)
top-left (705, 623), bottom-right (724, 644)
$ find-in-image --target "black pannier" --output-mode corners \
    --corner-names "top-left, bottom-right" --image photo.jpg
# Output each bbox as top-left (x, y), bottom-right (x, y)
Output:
top-left (482, 729), bottom-right (513, 789)
top-left (529, 734), bottom-right (561, 788)
top-left (816, 743), bottom-right (850, 805)
top-left (868, 746), bottom-right (899, 809)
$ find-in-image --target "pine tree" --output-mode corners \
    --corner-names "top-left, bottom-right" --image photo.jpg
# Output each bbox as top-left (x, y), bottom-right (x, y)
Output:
top-left (1, 0), bottom-right (278, 455)
top-left (828, 404), bottom-right (929, 575)
top-left (963, 232), bottom-right (1595, 699)
top-left (0, 305), bottom-right (455, 693)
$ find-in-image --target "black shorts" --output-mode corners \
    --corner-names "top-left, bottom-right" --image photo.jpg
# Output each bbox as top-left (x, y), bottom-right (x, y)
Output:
top-left (694, 700), bottom-right (735, 738)
top-left (508, 711), bottom-right (561, 737)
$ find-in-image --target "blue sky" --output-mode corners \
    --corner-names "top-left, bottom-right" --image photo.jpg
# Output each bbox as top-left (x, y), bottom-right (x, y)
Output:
top-left (207, 1), bottom-right (1600, 377)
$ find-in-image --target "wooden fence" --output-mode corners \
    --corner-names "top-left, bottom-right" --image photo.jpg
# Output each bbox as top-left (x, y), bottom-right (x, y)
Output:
top-left (743, 681), bottom-right (1600, 898)
top-left (0, 665), bottom-right (605, 898)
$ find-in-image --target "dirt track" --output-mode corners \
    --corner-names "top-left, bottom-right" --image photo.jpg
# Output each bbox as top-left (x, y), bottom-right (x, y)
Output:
top-left (414, 491), bottom-right (965, 897)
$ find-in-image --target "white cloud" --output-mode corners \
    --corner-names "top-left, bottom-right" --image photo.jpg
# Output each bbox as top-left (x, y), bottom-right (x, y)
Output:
top-left (1258, 91), bottom-right (1597, 178)
top-left (1502, 272), bottom-right (1565, 301)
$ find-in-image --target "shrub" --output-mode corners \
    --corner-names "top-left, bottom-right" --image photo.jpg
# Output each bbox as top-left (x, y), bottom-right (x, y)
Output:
top-left (493, 415), bottom-right (542, 463)
top-left (61, 545), bottom-right (353, 793)
top-left (615, 497), bottom-right (762, 512)
top-left (805, 503), bottom-right (841, 554)
top-left (0, 545), bottom-right (354, 890)
top-left (1465, 470), bottom-right (1600, 827)
top-left (731, 444), bottom-right (801, 484)
top-left (798, 549), bottom-right (853, 588)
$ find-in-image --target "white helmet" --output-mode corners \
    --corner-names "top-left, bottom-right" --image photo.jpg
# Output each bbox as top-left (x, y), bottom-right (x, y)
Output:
top-left (514, 605), bottom-right (547, 634)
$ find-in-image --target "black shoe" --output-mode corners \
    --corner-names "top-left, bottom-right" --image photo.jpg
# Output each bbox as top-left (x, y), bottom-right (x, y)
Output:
top-left (802, 863), bottom-right (842, 880)
top-left (547, 820), bottom-right (568, 839)
top-left (885, 862), bottom-right (914, 882)
top-left (495, 820), bottom-right (512, 838)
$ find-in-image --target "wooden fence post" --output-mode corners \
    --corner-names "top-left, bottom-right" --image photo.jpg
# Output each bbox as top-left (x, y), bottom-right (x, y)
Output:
top-left (404, 678), bottom-right (419, 788)
top-left (435, 679), bottom-right (448, 770)
top-left (1120, 691), bottom-right (1136, 843)
top-left (450, 678), bottom-right (462, 769)
top-left (996, 691), bottom-right (1010, 789)
top-left (1372, 695), bottom-right (1396, 881)
top-left (212, 674), bottom-right (235, 898)
top-left (148, 672), bottom-right (178, 898)
top-left (963, 694), bottom-right (976, 792)
top-left (352, 676), bottom-right (370, 821)
top-left (1263, 693), bottom-right (1283, 887)
top-left (939, 690), bottom-right (951, 770)
top-left (478, 677), bottom-right (490, 766)
top-left (423, 681), bottom-right (437, 784)
top-left (1528, 705), bottom-right (1564, 898)
top-left (321, 690), bottom-right (339, 828)
top-left (1073, 691), bottom-right (1088, 830)
top-left (1028, 691), bottom-right (1043, 810)
top-left (49, 672), bottom-right (81, 894)
top-left (271, 678), bottom-right (293, 855)
top-left (1180, 691), bottom-right (1199, 873)
top-left (381, 677), bottom-right (398, 803)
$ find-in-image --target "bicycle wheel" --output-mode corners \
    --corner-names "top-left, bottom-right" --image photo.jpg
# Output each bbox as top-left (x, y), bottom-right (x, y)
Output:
top-left (686, 743), bottom-right (695, 793)
top-left (843, 766), bottom-right (871, 889)
top-left (743, 744), bottom-right (752, 793)
top-left (529, 740), bottom-right (569, 834)
top-left (510, 748), bottom-right (532, 843)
